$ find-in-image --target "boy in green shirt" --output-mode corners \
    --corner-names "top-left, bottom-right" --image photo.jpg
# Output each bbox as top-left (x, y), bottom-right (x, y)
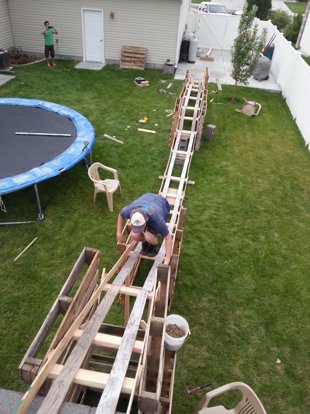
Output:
top-left (41, 21), bottom-right (58, 67)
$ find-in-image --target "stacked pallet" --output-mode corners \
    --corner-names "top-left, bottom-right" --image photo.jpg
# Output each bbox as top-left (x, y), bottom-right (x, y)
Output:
top-left (120, 46), bottom-right (147, 70)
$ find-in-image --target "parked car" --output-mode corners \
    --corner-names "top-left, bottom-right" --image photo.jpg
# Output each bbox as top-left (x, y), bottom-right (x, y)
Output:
top-left (198, 2), bottom-right (229, 14)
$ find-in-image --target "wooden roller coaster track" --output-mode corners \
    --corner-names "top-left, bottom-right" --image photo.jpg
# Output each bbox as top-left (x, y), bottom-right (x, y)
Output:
top-left (15, 68), bottom-right (209, 414)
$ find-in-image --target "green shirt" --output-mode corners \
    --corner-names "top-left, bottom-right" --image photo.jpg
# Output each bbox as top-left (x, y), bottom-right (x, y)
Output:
top-left (44, 28), bottom-right (55, 46)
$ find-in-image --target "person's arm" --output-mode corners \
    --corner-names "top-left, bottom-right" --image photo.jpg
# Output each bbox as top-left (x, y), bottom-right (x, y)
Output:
top-left (163, 233), bottom-right (172, 265)
top-left (116, 214), bottom-right (126, 242)
top-left (53, 27), bottom-right (58, 35)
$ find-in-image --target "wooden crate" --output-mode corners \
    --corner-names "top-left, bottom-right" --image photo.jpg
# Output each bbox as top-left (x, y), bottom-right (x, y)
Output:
top-left (120, 46), bottom-right (147, 70)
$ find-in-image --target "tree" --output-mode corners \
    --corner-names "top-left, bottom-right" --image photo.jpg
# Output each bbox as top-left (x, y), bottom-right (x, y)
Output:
top-left (284, 13), bottom-right (303, 44)
top-left (231, 6), bottom-right (266, 101)
top-left (247, 0), bottom-right (272, 20)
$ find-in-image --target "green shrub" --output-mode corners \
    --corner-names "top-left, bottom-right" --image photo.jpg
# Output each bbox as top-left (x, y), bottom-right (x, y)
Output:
top-left (302, 55), bottom-right (310, 65)
top-left (284, 13), bottom-right (303, 44)
top-left (269, 10), bottom-right (291, 31)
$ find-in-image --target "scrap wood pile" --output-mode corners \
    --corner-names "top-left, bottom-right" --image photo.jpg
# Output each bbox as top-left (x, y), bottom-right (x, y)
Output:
top-left (16, 69), bottom-right (209, 414)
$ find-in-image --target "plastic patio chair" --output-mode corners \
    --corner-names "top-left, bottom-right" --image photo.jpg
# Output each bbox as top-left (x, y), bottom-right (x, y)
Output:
top-left (236, 97), bottom-right (262, 117)
top-left (88, 162), bottom-right (121, 211)
top-left (195, 382), bottom-right (267, 414)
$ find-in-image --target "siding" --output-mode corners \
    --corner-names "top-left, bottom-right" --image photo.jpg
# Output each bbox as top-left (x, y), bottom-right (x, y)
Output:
top-left (0, 0), bottom-right (14, 51)
top-left (7, 0), bottom-right (185, 67)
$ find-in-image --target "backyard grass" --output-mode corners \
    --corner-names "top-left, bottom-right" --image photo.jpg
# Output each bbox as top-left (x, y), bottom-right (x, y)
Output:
top-left (0, 61), bottom-right (309, 414)
top-left (285, 1), bottom-right (307, 14)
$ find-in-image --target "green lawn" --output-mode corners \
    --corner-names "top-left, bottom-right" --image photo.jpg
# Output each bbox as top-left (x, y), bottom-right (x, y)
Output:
top-left (285, 1), bottom-right (307, 14)
top-left (0, 61), bottom-right (309, 414)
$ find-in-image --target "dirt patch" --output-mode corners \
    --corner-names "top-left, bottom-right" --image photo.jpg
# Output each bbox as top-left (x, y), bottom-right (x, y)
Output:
top-left (166, 323), bottom-right (185, 338)
top-left (7, 47), bottom-right (40, 66)
top-left (10, 54), bottom-right (40, 65)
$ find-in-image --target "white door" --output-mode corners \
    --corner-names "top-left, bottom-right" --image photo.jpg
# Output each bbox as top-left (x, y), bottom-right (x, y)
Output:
top-left (82, 9), bottom-right (104, 63)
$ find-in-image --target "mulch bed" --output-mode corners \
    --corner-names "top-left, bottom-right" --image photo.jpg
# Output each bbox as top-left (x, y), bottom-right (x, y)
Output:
top-left (9, 54), bottom-right (41, 65)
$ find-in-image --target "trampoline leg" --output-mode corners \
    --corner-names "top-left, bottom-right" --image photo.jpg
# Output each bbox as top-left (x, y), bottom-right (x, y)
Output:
top-left (34, 184), bottom-right (44, 221)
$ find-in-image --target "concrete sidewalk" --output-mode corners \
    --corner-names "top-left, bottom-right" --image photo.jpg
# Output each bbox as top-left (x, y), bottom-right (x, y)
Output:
top-left (0, 73), bottom-right (15, 87)
top-left (175, 49), bottom-right (281, 92)
top-left (0, 389), bottom-right (97, 414)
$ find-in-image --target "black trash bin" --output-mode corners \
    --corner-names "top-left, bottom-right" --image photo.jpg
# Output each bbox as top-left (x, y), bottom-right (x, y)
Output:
top-left (179, 40), bottom-right (190, 62)
top-left (0, 50), bottom-right (9, 70)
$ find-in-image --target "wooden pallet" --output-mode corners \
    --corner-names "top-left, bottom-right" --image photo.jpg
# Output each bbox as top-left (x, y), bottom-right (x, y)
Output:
top-left (120, 46), bottom-right (147, 70)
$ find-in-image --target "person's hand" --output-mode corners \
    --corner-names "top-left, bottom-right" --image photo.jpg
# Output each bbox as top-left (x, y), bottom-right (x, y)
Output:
top-left (163, 256), bottom-right (170, 266)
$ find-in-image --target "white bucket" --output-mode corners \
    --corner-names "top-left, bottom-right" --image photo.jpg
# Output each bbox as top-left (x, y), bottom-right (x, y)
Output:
top-left (164, 314), bottom-right (190, 351)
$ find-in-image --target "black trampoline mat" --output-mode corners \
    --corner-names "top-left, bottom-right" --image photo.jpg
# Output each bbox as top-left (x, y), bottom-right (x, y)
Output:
top-left (0, 105), bottom-right (77, 179)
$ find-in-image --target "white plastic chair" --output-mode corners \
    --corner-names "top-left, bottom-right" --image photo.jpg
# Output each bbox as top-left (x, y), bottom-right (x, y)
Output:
top-left (195, 382), bottom-right (267, 414)
top-left (236, 98), bottom-right (262, 117)
top-left (88, 162), bottom-right (121, 212)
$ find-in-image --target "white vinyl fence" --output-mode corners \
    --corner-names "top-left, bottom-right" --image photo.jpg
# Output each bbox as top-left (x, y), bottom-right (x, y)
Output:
top-left (187, 9), bottom-right (310, 148)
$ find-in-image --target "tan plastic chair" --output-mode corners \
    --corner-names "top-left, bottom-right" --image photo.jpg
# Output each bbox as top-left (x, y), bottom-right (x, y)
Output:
top-left (88, 162), bottom-right (121, 211)
top-left (236, 97), bottom-right (262, 117)
top-left (195, 382), bottom-right (267, 414)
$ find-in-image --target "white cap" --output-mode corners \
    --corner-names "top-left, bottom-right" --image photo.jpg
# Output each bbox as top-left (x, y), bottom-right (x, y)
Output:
top-left (130, 211), bottom-right (146, 233)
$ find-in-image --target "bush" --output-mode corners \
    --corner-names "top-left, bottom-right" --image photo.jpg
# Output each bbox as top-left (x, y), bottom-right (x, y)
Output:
top-left (284, 13), bottom-right (303, 44)
top-left (269, 10), bottom-right (291, 31)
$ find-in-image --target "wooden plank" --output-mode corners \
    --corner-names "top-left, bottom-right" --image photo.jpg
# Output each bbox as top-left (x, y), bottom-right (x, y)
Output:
top-left (48, 364), bottom-right (135, 393)
top-left (72, 329), bottom-right (144, 353)
top-left (13, 237), bottom-right (38, 261)
top-left (95, 289), bottom-right (149, 413)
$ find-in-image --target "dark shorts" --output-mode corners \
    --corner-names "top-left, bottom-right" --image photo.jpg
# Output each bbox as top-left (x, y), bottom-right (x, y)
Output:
top-left (45, 45), bottom-right (55, 59)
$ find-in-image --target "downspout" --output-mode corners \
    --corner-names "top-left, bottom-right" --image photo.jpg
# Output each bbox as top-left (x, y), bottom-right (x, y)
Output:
top-left (6, 0), bottom-right (16, 47)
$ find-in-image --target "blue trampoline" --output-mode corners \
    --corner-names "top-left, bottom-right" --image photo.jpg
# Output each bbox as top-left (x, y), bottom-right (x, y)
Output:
top-left (0, 98), bottom-right (95, 223)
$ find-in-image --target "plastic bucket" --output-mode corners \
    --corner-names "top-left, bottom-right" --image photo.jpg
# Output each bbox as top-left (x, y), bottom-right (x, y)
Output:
top-left (164, 314), bottom-right (190, 351)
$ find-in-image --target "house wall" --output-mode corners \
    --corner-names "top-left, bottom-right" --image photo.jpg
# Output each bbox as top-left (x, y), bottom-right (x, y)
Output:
top-left (6, 0), bottom-right (183, 68)
top-left (0, 0), bottom-right (14, 51)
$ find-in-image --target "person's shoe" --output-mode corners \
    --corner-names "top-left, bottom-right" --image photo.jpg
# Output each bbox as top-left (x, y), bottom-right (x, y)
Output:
top-left (52, 62), bottom-right (56, 67)
top-left (48, 63), bottom-right (53, 67)
top-left (141, 242), bottom-right (149, 256)
top-left (145, 243), bottom-right (157, 257)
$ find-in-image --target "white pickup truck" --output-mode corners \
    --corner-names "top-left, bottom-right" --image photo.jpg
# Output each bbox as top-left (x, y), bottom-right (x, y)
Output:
top-left (197, 2), bottom-right (229, 14)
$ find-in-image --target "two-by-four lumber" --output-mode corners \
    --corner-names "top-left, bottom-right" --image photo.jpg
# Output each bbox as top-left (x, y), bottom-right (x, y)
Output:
top-left (72, 329), bottom-right (144, 353)
top-left (48, 364), bottom-right (136, 394)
